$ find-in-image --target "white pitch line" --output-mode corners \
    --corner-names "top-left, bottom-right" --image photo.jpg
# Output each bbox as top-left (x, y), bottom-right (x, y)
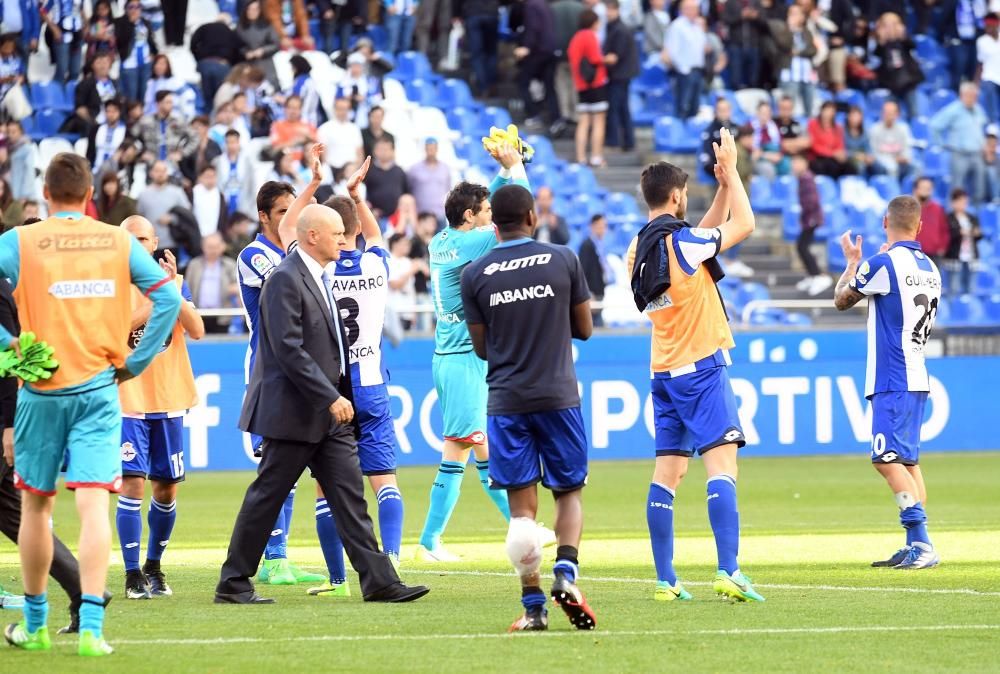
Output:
top-left (402, 569), bottom-right (1000, 597)
top-left (56, 624), bottom-right (999, 648)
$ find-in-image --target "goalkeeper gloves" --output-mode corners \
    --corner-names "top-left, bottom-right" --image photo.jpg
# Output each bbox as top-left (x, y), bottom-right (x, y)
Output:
top-left (482, 124), bottom-right (535, 164)
top-left (0, 332), bottom-right (60, 383)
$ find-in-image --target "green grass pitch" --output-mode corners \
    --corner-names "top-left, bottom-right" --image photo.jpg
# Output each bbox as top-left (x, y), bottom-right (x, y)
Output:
top-left (2, 452), bottom-right (999, 673)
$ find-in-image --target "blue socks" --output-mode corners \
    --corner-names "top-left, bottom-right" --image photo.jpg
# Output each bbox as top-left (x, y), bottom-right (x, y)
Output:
top-left (477, 459), bottom-right (511, 521)
top-left (24, 593), bottom-right (47, 632)
top-left (553, 545), bottom-right (579, 583)
top-left (315, 498), bottom-right (346, 584)
top-left (707, 474), bottom-right (740, 575)
top-left (146, 499), bottom-right (176, 562)
top-left (265, 489), bottom-right (295, 560)
top-left (376, 485), bottom-right (404, 559)
top-left (521, 587), bottom-right (547, 610)
top-left (901, 502), bottom-right (931, 546)
top-left (79, 594), bottom-right (105, 635)
top-left (419, 461), bottom-right (465, 549)
top-left (116, 496), bottom-right (143, 572)
top-left (646, 482), bottom-right (677, 584)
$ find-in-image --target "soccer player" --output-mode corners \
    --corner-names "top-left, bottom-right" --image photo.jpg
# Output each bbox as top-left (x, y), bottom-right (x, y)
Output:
top-left (236, 144), bottom-right (328, 587)
top-left (628, 128), bottom-right (764, 602)
top-left (0, 153), bottom-right (181, 655)
top-left (834, 197), bottom-right (942, 570)
top-left (461, 184), bottom-right (596, 632)
top-left (116, 216), bottom-right (205, 600)
top-left (416, 144), bottom-right (555, 562)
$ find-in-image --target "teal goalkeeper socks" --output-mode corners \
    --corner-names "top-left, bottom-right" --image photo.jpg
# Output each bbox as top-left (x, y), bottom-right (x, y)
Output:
top-left (477, 460), bottom-right (510, 521)
top-left (79, 594), bottom-right (104, 635)
top-left (24, 593), bottom-right (47, 632)
top-left (419, 461), bottom-right (464, 549)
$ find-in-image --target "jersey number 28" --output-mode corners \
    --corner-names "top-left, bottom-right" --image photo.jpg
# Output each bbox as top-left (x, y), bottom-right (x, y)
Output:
top-left (911, 294), bottom-right (938, 347)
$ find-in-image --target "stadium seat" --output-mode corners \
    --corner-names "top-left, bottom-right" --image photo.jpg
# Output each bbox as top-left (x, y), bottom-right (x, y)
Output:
top-left (978, 203), bottom-right (999, 239)
top-left (910, 116), bottom-right (931, 147)
top-left (733, 88), bottom-right (770, 118)
top-left (930, 89), bottom-right (958, 115)
top-left (33, 108), bottom-right (69, 136)
top-left (815, 175), bottom-right (838, 204)
top-left (653, 116), bottom-right (676, 151)
top-left (447, 107), bottom-right (480, 141)
top-left (771, 174), bottom-right (797, 206)
top-left (835, 88), bottom-right (865, 111)
top-left (782, 204), bottom-right (802, 241)
top-left (605, 192), bottom-right (641, 219)
top-left (975, 269), bottom-right (999, 295)
top-left (747, 307), bottom-right (787, 326)
top-left (524, 134), bottom-right (557, 166)
top-left (437, 78), bottom-right (474, 110)
top-left (943, 294), bottom-right (985, 325)
top-left (827, 235), bottom-right (847, 271)
top-left (865, 88), bottom-right (892, 120)
top-left (914, 34), bottom-right (945, 62)
top-left (783, 311), bottom-right (813, 327)
top-left (561, 163), bottom-right (599, 194)
top-left (394, 51), bottom-right (432, 82)
top-left (30, 81), bottom-right (70, 111)
top-left (922, 147), bottom-right (949, 177)
top-left (365, 24), bottom-right (389, 52)
top-left (869, 175), bottom-right (901, 201)
top-left (404, 79), bottom-right (437, 107)
top-left (983, 294), bottom-right (1000, 322)
top-left (480, 105), bottom-right (512, 131)
top-left (37, 137), bottom-right (74, 171)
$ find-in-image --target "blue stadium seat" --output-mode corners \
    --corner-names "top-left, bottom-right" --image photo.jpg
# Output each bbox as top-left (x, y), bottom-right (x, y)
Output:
top-left (930, 89), bottom-right (958, 115)
top-left (914, 34), bottom-right (945, 62)
top-left (747, 307), bottom-right (787, 326)
top-left (403, 79), bottom-right (437, 107)
top-left (524, 134), bottom-right (556, 166)
top-left (783, 311), bottom-right (814, 327)
top-left (437, 78), bottom-right (473, 110)
top-left (866, 88), bottom-right (892, 120)
top-left (910, 116), bottom-right (930, 147)
top-left (561, 163), bottom-right (599, 194)
top-left (983, 294), bottom-right (1000, 322)
top-left (365, 24), bottom-right (389, 52)
top-left (869, 175), bottom-right (901, 201)
top-left (771, 174), bottom-right (797, 206)
top-left (447, 107), bottom-right (479, 139)
top-left (978, 203), bottom-right (999, 239)
top-left (828, 236), bottom-right (847, 271)
top-left (782, 204), bottom-right (802, 241)
top-left (480, 105), bottom-right (512, 130)
top-left (394, 51), bottom-right (432, 82)
top-left (34, 108), bottom-right (68, 136)
top-left (922, 147), bottom-right (949, 177)
top-left (815, 175), bottom-right (838, 204)
top-left (836, 89), bottom-right (865, 111)
top-left (975, 269), bottom-right (999, 295)
top-left (30, 81), bottom-right (70, 112)
top-left (653, 116), bottom-right (677, 152)
top-left (738, 282), bottom-right (771, 306)
top-left (634, 59), bottom-right (667, 93)
top-left (605, 192), bottom-right (641, 219)
top-left (752, 175), bottom-right (782, 214)
top-left (943, 294), bottom-right (985, 325)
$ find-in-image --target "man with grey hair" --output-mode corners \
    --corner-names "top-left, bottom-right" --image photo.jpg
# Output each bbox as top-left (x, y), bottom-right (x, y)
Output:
top-left (930, 82), bottom-right (988, 203)
top-left (834, 195), bottom-right (942, 571)
top-left (217, 202), bottom-right (429, 605)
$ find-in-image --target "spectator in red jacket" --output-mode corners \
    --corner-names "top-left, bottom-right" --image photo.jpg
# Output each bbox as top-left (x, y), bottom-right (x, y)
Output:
top-left (807, 101), bottom-right (856, 177)
top-left (913, 176), bottom-right (951, 261)
top-left (568, 9), bottom-right (609, 166)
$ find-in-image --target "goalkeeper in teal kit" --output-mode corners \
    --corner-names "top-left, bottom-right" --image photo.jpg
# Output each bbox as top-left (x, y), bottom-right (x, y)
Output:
top-left (416, 141), bottom-right (555, 561)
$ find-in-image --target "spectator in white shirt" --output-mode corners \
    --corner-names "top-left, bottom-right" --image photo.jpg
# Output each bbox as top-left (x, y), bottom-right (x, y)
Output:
top-left (386, 232), bottom-right (428, 330)
top-left (664, 0), bottom-right (706, 119)
top-left (318, 96), bottom-right (364, 172)
top-left (978, 13), bottom-right (1000, 122)
top-left (192, 165), bottom-right (226, 236)
top-left (868, 100), bottom-right (916, 179)
top-left (214, 129), bottom-right (257, 219)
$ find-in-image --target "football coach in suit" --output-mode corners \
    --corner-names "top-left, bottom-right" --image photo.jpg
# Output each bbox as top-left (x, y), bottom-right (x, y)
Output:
top-left (215, 204), bottom-right (429, 604)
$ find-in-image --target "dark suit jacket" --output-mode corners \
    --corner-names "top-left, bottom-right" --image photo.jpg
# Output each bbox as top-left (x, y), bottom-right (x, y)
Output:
top-left (0, 280), bottom-right (18, 429)
top-left (578, 236), bottom-right (606, 298)
top-left (239, 250), bottom-right (354, 444)
top-left (75, 76), bottom-right (119, 120)
top-left (114, 16), bottom-right (159, 64)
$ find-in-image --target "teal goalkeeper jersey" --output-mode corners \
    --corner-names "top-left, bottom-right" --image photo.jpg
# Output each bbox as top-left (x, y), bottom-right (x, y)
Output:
top-left (430, 171), bottom-right (529, 355)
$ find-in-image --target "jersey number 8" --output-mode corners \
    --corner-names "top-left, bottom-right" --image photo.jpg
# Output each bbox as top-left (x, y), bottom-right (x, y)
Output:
top-left (337, 297), bottom-right (362, 346)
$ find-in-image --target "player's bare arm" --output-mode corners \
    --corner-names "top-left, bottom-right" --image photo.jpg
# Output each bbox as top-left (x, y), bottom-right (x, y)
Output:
top-left (834, 231), bottom-right (867, 311)
top-left (161, 250), bottom-right (205, 339)
top-left (468, 322), bottom-right (487, 360)
top-left (713, 128), bottom-right (755, 253)
top-left (347, 155), bottom-right (383, 248)
top-left (570, 301), bottom-right (593, 341)
top-left (696, 163), bottom-right (731, 230)
top-left (277, 142), bottom-right (326, 251)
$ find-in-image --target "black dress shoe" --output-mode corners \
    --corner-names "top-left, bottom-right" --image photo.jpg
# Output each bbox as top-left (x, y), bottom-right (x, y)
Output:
top-left (363, 583), bottom-right (430, 603)
top-left (213, 591), bottom-right (275, 605)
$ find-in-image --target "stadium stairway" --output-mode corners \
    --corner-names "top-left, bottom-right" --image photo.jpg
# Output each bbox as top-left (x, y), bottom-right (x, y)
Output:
top-left (548, 127), bottom-right (864, 326)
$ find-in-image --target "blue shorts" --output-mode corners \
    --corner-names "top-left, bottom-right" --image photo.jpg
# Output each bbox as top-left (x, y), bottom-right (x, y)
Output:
top-left (487, 407), bottom-right (588, 492)
top-left (432, 351), bottom-right (487, 445)
top-left (651, 366), bottom-right (745, 457)
top-left (355, 384), bottom-right (398, 476)
top-left (13, 383), bottom-right (123, 495)
top-left (870, 391), bottom-right (927, 466)
top-left (121, 416), bottom-right (186, 483)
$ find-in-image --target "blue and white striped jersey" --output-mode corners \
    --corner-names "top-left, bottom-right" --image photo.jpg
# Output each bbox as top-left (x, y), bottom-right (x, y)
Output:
top-left (328, 245), bottom-right (391, 387)
top-left (237, 233), bottom-right (288, 378)
top-left (850, 240), bottom-right (941, 399)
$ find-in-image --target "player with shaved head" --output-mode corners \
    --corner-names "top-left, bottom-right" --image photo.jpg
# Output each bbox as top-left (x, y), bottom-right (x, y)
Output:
top-left (116, 216), bottom-right (205, 601)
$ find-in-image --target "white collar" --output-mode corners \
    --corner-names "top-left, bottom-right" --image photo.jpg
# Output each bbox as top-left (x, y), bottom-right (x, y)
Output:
top-left (297, 245), bottom-right (326, 280)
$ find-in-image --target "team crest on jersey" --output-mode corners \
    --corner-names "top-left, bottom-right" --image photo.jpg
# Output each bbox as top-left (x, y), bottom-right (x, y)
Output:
top-left (129, 323), bottom-right (173, 352)
top-left (856, 261), bottom-right (870, 284)
top-left (121, 442), bottom-right (137, 462)
top-left (341, 259), bottom-right (354, 268)
top-left (250, 254), bottom-right (272, 274)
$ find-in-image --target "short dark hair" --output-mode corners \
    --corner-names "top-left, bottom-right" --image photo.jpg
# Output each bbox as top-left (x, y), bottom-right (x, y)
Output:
top-left (104, 97), bottom-right (122, 110)
top-left (375, 137), bottom-right (395, 149)
top-left (886, 195), bottom-right (922, 233)
top-left (7, 120), bottom-right (22, 133)
top-left (579, 8), bottom-right (599, 29)
top-left (950, 187), bottom-right (968, 201)
top-left (256, 181), bottom-right (296, 216)
top-left (225, 129), bottom-right (241, 140)
top-left (641, 161), bottom-right (688, 210)
top-left (417, 211), bottom-right (437, 222)
top-left (285, 94), bottom-right (302, 106)
top-left (914, 175), bottom-right (934, 189)
top-left (388, 232), bottom-right (408, 249)
top-left (198, 164), bottom-right (216, 177)
top-left (491, 184), bottom-right (534, 232)
top-left (590, 214), bottom-right (606, 225)
top-left (20, 217), bottom-right (42, 227)
top-left (155, 89), bottom-right (173, 103)
top-left (46, 153), bottom-right (93, 203)
top-left (445, 182), bottom-right (490, 228)
top-left (604, 0), bottom-right (620, 8)
top-left (192, 114), bottom-right (209, 126)
top-left (324, 195), bottom-right (360, 236)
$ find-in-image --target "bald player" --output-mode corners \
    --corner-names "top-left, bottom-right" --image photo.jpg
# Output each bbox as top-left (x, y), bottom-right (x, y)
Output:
top-left (218, 203), bottom-right (427, 604)
top-left (115, 216), bottom-right (205, 601)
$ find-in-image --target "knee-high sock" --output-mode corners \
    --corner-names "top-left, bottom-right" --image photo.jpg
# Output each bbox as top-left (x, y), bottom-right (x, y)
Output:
top-left (315, 497), bottom-right (346, 584)
top-left (646, 482), bottom-right (676, 584)
top-left (418, 461), bottom-right (465, 549)
top-left (116, 496), bottom-right (143, 572)
top-left (282, 486), bottom-right (296, 540)
top-left (706, 474), bottom-right (739, 575)
top-left (79, 593), bottom-right (105, 635)
top-left (146, 499), bottom-right (176, 562)
top-left (263, 509), bottom-right (286, 561)
top-left (476, 459), bottom-right (510, 521)
top-left (23, 593), bottom-right (48, 632)
top-left (376, 485), bottom-right (404, 559)
top-left (901, 502), bottom-right (931, 546)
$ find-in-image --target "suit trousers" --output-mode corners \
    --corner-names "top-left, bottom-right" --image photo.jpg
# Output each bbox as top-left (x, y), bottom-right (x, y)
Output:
top-left (217, 421), bottom-right (399, 597)
top-left (0, 460), bottom-right (82, 602)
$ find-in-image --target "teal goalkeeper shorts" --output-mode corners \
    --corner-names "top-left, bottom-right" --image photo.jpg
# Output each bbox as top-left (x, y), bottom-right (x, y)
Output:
top-left (13, 382), bottom-right (123, 496)
top-left (432, 351), bottom-right (488, 444)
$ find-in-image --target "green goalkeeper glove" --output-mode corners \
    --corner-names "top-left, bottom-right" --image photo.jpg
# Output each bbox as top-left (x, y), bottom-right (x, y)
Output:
top-left (0, 332), bottom-right (60, 383)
